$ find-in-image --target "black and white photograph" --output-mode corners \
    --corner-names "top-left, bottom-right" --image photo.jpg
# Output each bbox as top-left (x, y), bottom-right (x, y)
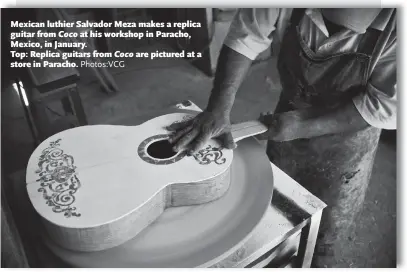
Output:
top-left (1, 5), bottom-right (399, 268)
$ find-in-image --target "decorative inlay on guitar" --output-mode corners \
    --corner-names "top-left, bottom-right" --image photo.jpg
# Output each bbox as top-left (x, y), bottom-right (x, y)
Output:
top-left (193, 145), bottom-right (226, 165)
top-left (26, 112), bottom-right (267, 252)
top-left (35, 139), bottom-right (81, 218)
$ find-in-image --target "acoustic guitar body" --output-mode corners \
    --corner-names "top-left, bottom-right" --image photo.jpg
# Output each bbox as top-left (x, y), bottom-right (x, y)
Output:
top-left (26, 113), bottom-right (235, 252)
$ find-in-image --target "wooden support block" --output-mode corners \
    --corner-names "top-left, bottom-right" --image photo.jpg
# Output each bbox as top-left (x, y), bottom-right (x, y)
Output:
top-left (295, 209), bottom-right (323, 268)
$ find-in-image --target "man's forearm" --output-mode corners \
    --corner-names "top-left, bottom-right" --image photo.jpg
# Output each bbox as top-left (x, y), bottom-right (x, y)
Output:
top-left (206, 45), bottom-right (253, 114)
top-left (293, 101), bottom-right (370, 139)
top-left (266, 100), bottom-right (370, 142)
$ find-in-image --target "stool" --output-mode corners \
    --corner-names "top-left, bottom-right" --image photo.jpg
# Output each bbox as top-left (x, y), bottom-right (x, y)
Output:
top-left (25, 66), bottom-right (87, 142)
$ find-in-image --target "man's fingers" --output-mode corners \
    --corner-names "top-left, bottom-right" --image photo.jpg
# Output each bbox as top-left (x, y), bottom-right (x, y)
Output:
top-left (166, 119), bottom-right (194, 132)
top-left (168, 124), bottom-right (193, 144)
top-left (188, 130), bottom-right (212, 155)
top-left (173, 128), bottom-right (200, 152)
top-left (219, 132), bottom-right (237, 149)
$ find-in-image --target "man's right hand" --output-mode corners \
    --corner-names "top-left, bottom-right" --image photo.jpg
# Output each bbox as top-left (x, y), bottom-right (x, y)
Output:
top-left (166, 45), bottom-right (253, 155)
top-left (166, 110), bottom-right (237, 155)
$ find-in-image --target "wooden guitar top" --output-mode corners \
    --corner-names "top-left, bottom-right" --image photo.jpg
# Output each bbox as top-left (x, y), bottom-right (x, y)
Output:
top-left (26, 112), bottom-right (267, 252)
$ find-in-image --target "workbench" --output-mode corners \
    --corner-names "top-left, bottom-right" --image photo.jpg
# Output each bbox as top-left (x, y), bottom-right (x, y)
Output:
top-left (171, 101), bottom-right (327, 268)
top-left (6, 100), bottom-right (326, 268)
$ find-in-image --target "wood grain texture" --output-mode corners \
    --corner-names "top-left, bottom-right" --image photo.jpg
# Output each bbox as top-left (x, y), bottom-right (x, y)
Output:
top-left (26, 113), bottom-right (234, 252)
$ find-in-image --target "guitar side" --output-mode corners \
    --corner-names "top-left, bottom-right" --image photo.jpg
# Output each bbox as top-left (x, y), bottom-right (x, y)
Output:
top-left (41, 171), bottom-right (231, 252)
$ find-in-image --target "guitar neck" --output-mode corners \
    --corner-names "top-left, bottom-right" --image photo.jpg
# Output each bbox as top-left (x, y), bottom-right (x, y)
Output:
top-left (230, 120), bottom-right (268, 143)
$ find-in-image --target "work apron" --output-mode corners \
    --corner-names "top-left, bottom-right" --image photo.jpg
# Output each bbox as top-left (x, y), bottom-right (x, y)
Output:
top-left (266, 12), bottom-right (382, 267)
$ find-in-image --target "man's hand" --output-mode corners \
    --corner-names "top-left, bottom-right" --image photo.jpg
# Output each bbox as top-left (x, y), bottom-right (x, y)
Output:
top-left (256, 111), bottom-right (303, 142)
top-left (256, 101), bottom-right (370, 141)
top-left (166, 45), bottom-right (253, 154)
top-left (167, 110), bottom-right (237, 155)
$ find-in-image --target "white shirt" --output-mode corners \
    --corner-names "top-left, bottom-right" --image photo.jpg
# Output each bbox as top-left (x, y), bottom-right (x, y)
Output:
top-left (224, 8), bottom-right (397, 130)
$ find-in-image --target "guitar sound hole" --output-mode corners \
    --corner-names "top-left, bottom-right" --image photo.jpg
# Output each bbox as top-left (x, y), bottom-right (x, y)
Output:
top-left (147, 140), bottom-right (178, 159)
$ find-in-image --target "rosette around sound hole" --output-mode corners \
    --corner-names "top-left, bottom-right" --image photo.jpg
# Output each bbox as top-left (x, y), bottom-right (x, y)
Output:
top-left (138, 134), bottom-right (186, 165)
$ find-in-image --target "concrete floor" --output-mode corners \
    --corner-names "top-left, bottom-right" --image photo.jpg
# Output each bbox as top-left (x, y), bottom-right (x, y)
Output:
top-left (2, 42), bottom-right (396, 267)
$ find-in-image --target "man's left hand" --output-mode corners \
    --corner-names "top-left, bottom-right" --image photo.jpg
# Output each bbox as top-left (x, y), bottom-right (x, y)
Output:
top-left (256, 111), bottom-right (303, 142)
